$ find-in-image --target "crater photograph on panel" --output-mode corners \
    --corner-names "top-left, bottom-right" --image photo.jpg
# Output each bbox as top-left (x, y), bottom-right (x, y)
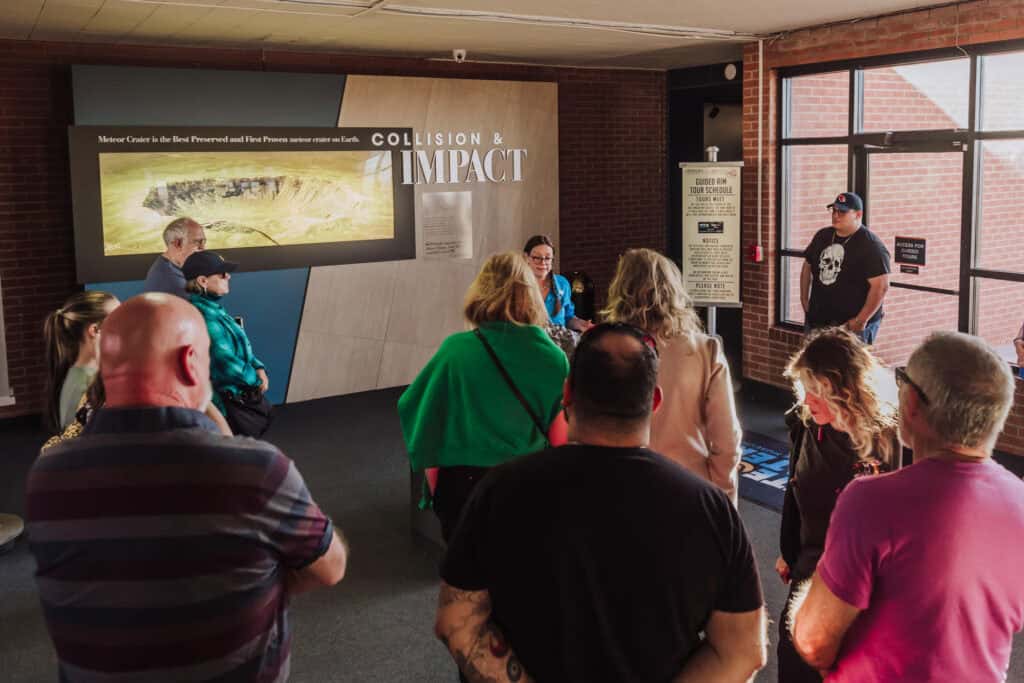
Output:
top-left (98, 150), bottom-right (395, 255)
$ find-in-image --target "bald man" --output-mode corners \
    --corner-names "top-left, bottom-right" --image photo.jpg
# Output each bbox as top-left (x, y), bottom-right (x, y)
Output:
top-left (143, 217), bottom-right (207, 298)
top-left (26, 293), bottom-right (347, 683)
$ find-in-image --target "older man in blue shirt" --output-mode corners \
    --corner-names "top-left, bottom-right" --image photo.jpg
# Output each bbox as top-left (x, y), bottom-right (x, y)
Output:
top-left (143, 217), bottom-right (207, 298)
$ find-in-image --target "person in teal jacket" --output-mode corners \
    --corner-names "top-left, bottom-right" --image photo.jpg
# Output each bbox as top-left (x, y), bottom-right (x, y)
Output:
top-left (183, 251), bottom-right (269, 420)
top-left (398, 251), bottom-right (569, 542)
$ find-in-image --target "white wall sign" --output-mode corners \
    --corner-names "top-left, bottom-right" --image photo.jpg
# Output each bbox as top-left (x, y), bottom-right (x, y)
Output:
top-left (679, 162), bottom-right (743, 306)
top-left (422, 191), bottom-right (473, 259)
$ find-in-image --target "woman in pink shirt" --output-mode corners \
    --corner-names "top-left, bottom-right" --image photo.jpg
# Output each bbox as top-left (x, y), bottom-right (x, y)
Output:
top-left (602, 248), bottom-right (743, 504)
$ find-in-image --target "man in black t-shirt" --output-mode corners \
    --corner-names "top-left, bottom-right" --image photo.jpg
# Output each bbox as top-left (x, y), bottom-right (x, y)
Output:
top-left (435, 323), bottom-right (766, 683)
top-left (801, 192), bottom-right (891, 344)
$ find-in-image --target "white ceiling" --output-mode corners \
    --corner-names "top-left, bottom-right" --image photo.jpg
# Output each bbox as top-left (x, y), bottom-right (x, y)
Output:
top-left (0, 0), bottom-right (956, 69)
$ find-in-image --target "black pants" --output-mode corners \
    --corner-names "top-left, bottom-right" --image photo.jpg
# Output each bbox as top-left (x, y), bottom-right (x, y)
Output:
top-left (433, 466), bottom-right (491, 544)
top-left (778, 582), bottom-right (823, 683)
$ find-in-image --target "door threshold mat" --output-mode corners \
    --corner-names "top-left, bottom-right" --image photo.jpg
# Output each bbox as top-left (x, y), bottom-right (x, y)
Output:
top-left (738, 432), bottom-right (790, 512)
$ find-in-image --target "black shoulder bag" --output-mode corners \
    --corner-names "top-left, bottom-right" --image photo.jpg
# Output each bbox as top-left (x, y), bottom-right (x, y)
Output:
top-left (222, 386), bottom-right (274, 438)
top-left (474, 328), bottom-right (550, 447)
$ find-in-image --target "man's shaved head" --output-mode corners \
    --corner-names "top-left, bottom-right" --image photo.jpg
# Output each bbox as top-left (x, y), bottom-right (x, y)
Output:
top-left (568, 325), bottom-right (659, 431)
top-left (100, 293), bottom-right (212, 410)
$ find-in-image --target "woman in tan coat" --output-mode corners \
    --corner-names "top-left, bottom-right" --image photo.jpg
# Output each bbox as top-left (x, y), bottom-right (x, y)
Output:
top-left (603, 248), bottom-right (743, 504)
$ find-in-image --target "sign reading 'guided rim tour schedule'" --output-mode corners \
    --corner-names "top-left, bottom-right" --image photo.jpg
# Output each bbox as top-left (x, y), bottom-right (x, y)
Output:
top-left (680, 162), bottom-right (743, 306)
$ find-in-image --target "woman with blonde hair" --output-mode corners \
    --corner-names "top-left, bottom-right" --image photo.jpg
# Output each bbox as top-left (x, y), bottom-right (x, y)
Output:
top-left (603, 248), bottom-right (743, 503)
top-left (399, 252), bottom-right (569, 541)
top-left (775, 326), bottom-right (900, 683)
top-left (42, 291), bottom-right (120, 433)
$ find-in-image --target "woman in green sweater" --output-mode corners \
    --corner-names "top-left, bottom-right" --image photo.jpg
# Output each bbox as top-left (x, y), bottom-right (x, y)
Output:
top-left (399, 251), bottom-right (569, 541)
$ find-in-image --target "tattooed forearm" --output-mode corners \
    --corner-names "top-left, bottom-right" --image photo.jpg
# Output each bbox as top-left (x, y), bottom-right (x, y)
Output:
top-left (439, 583), bottom-right (492, 616)
top-left (457, 620), bottom-right (530, 683)
top-left (436, 583), bottom-right (533, 683)
top-left (507, 653), bottom-right (523, 681)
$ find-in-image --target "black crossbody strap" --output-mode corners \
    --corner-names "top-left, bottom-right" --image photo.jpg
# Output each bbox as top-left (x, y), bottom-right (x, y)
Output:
top-left (474, 328), bottom-right (549, 442)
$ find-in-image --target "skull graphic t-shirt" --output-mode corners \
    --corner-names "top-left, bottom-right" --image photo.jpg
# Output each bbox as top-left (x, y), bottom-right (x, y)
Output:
top-left (804, 225), bottom-right (890, 328)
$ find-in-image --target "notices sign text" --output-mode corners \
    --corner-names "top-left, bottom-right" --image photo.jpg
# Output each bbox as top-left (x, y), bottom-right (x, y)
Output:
top-left (681, 164), bottom-right (742, 305)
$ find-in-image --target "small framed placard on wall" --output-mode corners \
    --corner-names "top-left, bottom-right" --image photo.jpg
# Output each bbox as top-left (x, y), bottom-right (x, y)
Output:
top-left (894, 236), bottom-right (926, 266)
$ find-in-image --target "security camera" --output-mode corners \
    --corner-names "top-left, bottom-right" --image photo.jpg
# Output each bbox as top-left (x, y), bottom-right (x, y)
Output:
top-left (453, 49), bottom-right (467, 63)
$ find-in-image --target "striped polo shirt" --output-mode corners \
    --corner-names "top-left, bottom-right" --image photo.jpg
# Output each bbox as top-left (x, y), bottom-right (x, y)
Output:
top-left (26, 406), bottom-right (333, 682)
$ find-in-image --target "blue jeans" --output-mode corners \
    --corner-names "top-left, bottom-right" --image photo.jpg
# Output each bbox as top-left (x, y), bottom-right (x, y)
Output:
top-left (805, 318), bottom-right (881, 345)
top-left (859, 318), bottom-right (881, 345)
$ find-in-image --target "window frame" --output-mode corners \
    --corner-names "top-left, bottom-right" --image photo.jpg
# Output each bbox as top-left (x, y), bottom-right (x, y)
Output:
top-left (775, 39), bottom-right (1024, 335)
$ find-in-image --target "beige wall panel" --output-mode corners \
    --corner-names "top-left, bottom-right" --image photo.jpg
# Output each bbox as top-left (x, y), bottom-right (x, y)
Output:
top-left (286, 331), bottom-right (384, 402)
top-left (376, 341), bottom-right (442, 391)
top-left (384, 259), bottom-right (477, 347)
top-left (289, 75), bottom-right (558, 398)
top-left (301, 261), bottom-right (399, 340)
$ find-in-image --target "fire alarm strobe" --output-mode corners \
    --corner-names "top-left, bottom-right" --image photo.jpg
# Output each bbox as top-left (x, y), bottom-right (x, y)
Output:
top-left (749, 244), bottom-right (764, 262)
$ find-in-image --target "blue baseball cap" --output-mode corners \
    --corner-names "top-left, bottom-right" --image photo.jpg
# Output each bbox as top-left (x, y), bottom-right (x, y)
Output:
top-left (827, 192), bottom-right (863, 212)
top-left (183, 251), bottom-right (238, 280)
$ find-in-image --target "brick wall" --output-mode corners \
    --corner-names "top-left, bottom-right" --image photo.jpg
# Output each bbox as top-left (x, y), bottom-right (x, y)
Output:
top-left (742, 0), bottom-right (1024, 455)
top-left (0, 40), bottom-right (666, 419)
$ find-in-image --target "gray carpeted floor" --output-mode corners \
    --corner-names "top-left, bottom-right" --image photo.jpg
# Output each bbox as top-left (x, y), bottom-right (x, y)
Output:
top-left (1, 386), bottom-right (1022, 682)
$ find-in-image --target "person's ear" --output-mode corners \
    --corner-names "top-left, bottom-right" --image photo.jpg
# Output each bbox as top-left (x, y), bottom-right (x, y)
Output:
top-left (561, 378), bottom-right (572, 409)
top-left (87, 322), bottom-right (101, 340)
top-left (178, 345), bottom-right (201, 387)
top-left (900, 382), bottom-right (921, 419)
top-left (651, 385), bottom-right (663, 414)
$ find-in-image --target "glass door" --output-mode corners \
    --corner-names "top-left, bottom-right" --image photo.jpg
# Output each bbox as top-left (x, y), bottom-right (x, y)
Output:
top-left (857, 146), bottom-right (965, 366)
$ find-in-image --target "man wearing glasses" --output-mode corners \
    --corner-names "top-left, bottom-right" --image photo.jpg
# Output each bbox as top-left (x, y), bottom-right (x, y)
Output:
top-left (800, 192), bottom-right (890, 344)
top-left (143, 217), bottom-right (208, 299)
top-left (435, 324), bottom-right (766, 683)
top-left (792, 332), bottom-right (1024, 682)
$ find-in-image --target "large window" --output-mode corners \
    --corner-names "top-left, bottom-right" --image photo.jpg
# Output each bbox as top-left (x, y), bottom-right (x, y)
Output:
top-left (779, 45), bottom-right (1024, 368)
top-left (778, 71), bottom-right (850, 332)
top-left (861, 59), bottom-right (970, 132)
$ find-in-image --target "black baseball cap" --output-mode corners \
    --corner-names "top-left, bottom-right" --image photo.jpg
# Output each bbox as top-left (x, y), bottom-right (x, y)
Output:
top-left (827, 192), bottom-right (864, 212)
top-left (183, 251), bottom-right (239, 280)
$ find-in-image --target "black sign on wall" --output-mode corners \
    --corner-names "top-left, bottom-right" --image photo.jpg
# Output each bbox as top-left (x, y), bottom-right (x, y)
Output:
top-left (894, 236), bottom-right (926, 266)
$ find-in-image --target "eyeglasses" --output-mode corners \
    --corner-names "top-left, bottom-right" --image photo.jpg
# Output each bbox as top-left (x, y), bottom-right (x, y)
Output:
top-left (894, 366), bottom-right (930, 405)
top-left (829, 208), bottom-right (852, 215)
top-left (190, 238), bottom-right (208, 247)
top-left (529, 255), bottom-right (553, 264)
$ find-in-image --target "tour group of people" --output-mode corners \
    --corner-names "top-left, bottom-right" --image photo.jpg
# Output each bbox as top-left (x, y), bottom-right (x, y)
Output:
top-left (42, 217), bottom-right (271, 445)
top-left (25, 193), bottom-right (1024, 682)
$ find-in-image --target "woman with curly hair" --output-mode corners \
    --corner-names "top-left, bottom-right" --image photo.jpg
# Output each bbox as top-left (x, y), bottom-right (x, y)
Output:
top-left (775, 326), bottom-right (900, 683)
top-left (602, 248), bottom-right (743, 504)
